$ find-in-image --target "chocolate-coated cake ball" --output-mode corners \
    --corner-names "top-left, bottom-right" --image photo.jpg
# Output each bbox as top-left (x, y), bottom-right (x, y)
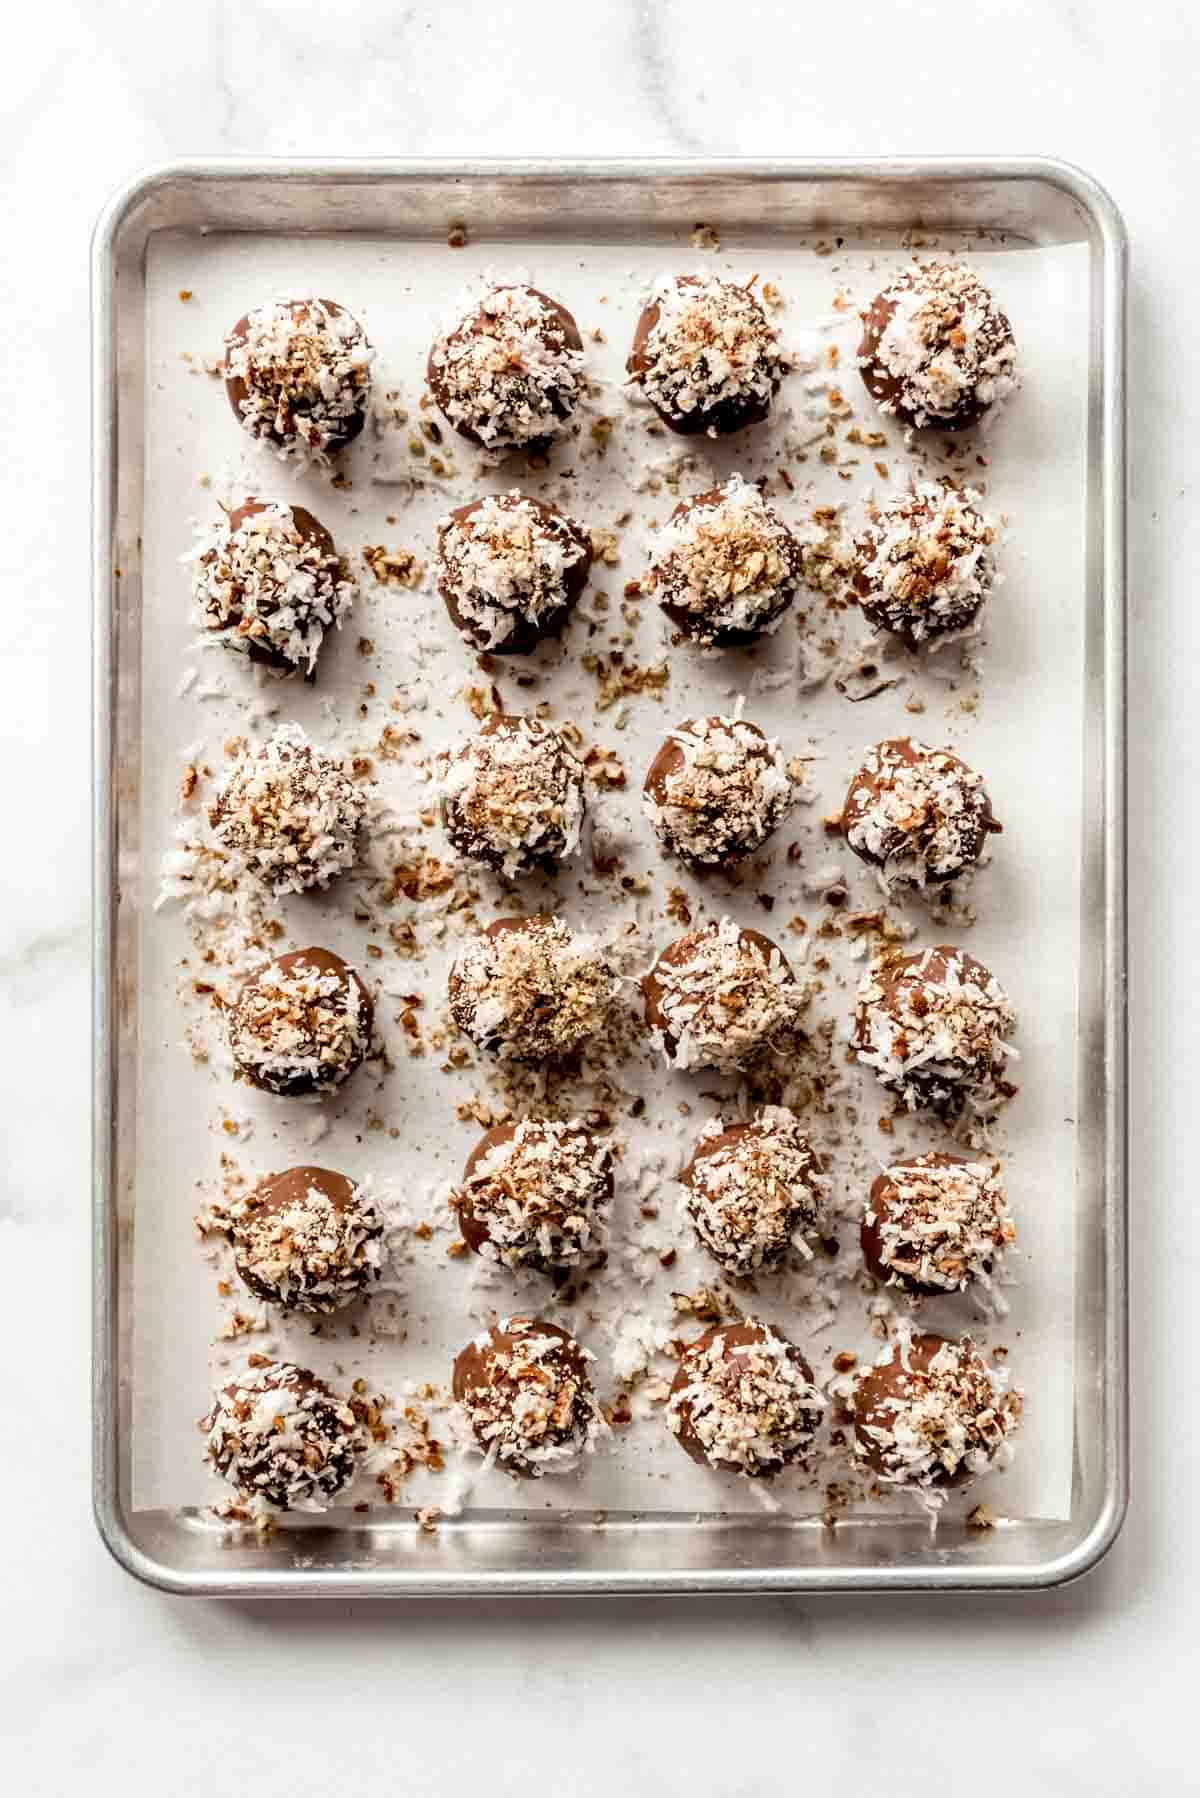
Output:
top-left (854, 480), bottom-right (997, 652)
top-left (853, 944), bottom-right (1016, 1118)
top-left (852, 1332), bottom-right (1022, 1491)
top-left (224, 298), bottom-right (373, 460)
top-left (452, 1119), bottom-right (613, 1273)
top-left (203, 1359), bottom-right (367, 1510)
top-left (227, 1166), bottom-right (385, 1313)
top-left (643, 918), bottom-right (802, 1073)
top-left (190, 498), bottom-right (355, 677)
top-left (627, 275), bottom-right (787, 436)
top-left (448, 915), bottom-right (613, 1063)
top-left (210, 723), bottom-right (366, 896)
top-left (682, 1107), bottom-right (827, 1278)
top-left (858, 261), bottom-right (1017, 432)
top-left (452, 1316), bottom-right (606, 1478)
top-left (230, 947), bottom-right (373, 1097)
top-left (862, 1152), bottom-right (1015, 1298)
top-left (442, 714), bottom-right (586, 876)
top-left (843, 738), bottom-right (1000, 891)
top-left (427, 284), bottom-right (585, 453)
top-left (644, 714), bottom-right (792, 868)
top-left (644, 476), bottom-right (803, 648)
top-left (668, 1320), bottom-right (824, 1477)
top-left (437, 491), bottom-right (592, 654)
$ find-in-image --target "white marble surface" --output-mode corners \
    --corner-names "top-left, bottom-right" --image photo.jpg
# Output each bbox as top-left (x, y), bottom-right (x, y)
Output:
top-left (0, 0), bottom-right (1189, 1790)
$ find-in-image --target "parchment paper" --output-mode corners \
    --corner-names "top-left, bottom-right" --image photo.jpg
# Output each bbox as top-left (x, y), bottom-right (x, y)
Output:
top-left (134, 224), bottom-right (1088, 1524)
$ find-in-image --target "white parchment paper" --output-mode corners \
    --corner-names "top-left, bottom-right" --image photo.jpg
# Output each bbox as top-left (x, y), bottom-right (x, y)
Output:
top-left (134, 224), bottom-right (1088, 1525)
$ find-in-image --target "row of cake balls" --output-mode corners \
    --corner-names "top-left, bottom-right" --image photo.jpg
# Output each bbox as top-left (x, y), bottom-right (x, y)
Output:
top-left (203, 1317), bottom-right (1022, 1512)
top-left (210, 1117), bottom-right (1015, 1311)
top-left (221, 261), bottom-right (1017, 467)
top-left (224, 924), bottom-right (1015, 1122)
top-left (189, 468), bottom-right (1002, 681)
top-left (210, 716), bottom-right (1000, 899)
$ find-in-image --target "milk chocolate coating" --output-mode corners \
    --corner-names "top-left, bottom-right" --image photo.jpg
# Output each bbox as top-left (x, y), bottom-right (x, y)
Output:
top-left (627, 278), bottom-right (779, 436)
top-left (205, 499), bottom-right (339, 676)
top-left (842, 738), bottom-right (1000, 882)
top-left (644, 716), bottom-right (787, 866)
top-left (853, 1333), bottom-right (985, 1487)
top-left (852, 944), bottom-right (1009, 1115)
top-left (230, 947), bottom-right (373, 1097)
top-left (231, 1166), bottom-right (376, 1309)
top-left (642, 925), bottom-right (790, 1065)
top-left (225, 299), bottom-right (369, 453)
top-left (860, 1152), bottom-right (987, 1297)
top-left (206, 1363), bottom-right (360, 1508)
top-left (452, 1316), bottom-right (595, 1481)
top-left (669, 1320), bottom-right (819, 1476)
top-left (437, 494), bottom-right (592, 655)
top-left (655, 486), bottom-right (802, 647)
top-left (857, 284), bottom-right (1013, 433)
top-left (427, 286), bottom-right (583, 452)
top-left (456, 1120), bottom-right (613, 1269)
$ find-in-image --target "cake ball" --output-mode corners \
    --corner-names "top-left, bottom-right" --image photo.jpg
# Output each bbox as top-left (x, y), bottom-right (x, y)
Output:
top-left (448, 915), bottom-right (614, 1063)
top-left (229, 948), bottom-right (373, 1097)
top-left (437, 491), bottom-right (592, 654)
top-left (452, 1316), bottom-right (606, 1478)
top-left (852, 945), bottom-right (1016, 1118)
top-left (681, 1106), bottom-right (827, 1279)
top-left (858, 261), bottom-right (1017, 432)
top-left (644, 714), bottom-right (792, 868)
top-left (644, 476), bottom-right (803, 648)
top-left (209, 723), bottom-right (366, 896)
top-left (667, 1320), bottom-right (825, 1478)
top-left (853, 480), bottom-right (997, 652)
top-left (627, 274), bottom-right (787, 436)
top-left (427, 284), bottom-right (585, 453)
top-left (442, 713), bottom-right (586, 876)
top-left (852, 1332), bottom-right (1022, 1491)
top-left (843, 738), bottom-right (1000, 892)
top-left (452, 1119), bottom-right (613, 1273)
top-left (189, 498), bottom-right (355, 677)
top-left (643, 918), bottom-right (802, 1073)
top-left (862, 1151), bottom-right (1015, 1298)
top-left (224, 298), bottom-right (373, 460)
top-left (203, 1359), bottom-right (366, 1510)
top-left (227, 1166), bottom-right (385, 1313)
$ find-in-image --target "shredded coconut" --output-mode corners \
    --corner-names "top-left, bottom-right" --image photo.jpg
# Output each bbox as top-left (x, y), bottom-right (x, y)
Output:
top-left (645, 917), bottom-right (804, 1073)
top-left (855, 480), bottom-right (997, 650)
top-left (224, 298), bottom-right (373, 462)
top-left (864, 1153), bottom-right (1014, 1295)
top-left (210, 723), bottom-right (367, 895)
top-left (853, 1331), bottom-right (1022, 1491)
top-left (442, 714), bottom-right (585, 876)
top-left (453, 1318), bottom-right (608, 1476)
top-left (859, 261), bottom-right (1017, 430)
top-left (853, 944), bottom-right (1016, 1116)
top-left (645, 475), bottom-right (801, 645)
top-left (437, 491), bottom-right (590, 651)
top-left (187, 500), bottom-right (356, 675)
top-left (453, 1119), bottom-right (611, 1271)
top-left (449, 916), bottom-right (614, 1062)
top-left (429, 284), bottom-right (585, 450)
top-left (631, 274), bottom-right (787, 431)
top-left (843, 737), bottom-right (998, 890)
top-left (667, 1322), bottom-right (825, 1476)
top-left (227, 1170), bottom-right (385, 1312)
top-left (204, 1360), bottom-right (367, 1510)
top-left (644, 714), bottom-right (793, 865)
top-left (683, 1106), bottom-right (828, 1277)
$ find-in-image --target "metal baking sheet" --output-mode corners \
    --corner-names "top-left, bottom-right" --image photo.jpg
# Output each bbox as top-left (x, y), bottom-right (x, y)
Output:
top-left (92, 157), bottom-right (1128, 1595)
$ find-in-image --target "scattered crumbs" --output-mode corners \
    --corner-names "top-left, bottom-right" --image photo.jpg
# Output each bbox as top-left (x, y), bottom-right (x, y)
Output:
top-left (447, 221), bottom-right (468, 249)
top-left (364, 545), bottom-right (426, 588)
top-left (691, 222), bottom-right (720, 250)
top-left (967, 1504), bottom-right (996, 1531)
top-left (178, 289), bottom-right (193, 302)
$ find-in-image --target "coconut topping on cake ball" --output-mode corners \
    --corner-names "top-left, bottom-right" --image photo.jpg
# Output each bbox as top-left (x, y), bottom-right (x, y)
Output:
top-left (627, 274), bottom-right (788, 436)
top-left (189, 498), bottom-right (355, 677)
top-left (226, 1166), bottom-right (384, 1313)
top-left (452, 1316), bottom-right (607, 1478)
top-left (644, 714), bottom-right (793, 867)
top-left (668, 1320), bottom-right (825, 1477)
top-left (427, 284), bottom-right (585, 453)
top-left (854, 480), bottom-right (997, 652)
top-left (862, 1152), bottom-right (1015, 1298)
top-left (452, 1119), bottom-right (613, 1273)
top-left (224, 298), bottom-right (373, 461)
top-left (448, 915), bottom-right (614, 1063)
top-left (442, 714), bottom-right (586, 877)
top-left (229, 948), bottom-right (373, 1097)
top-left (644, 476), bottom-right (803, 648)
top-left (437, 491), bottom-right (592, 654)
top-left (852, 1331), bottom-right (1022, 1491)
top-left (203, 1360), bottom-right (367, 1511)
top-left (853, 944), bottom-right (1016, 1118)
top-left (209, 723), bottom-right (366, 896)
top-left (843, 738), bottom-right (1000, 891)
top-left (643, 918), bottom-right (803, 1073)
top-left (681, 1107), bottom-right (828, 1278)
top-left (858, 261), bottom-right (1017, 432)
